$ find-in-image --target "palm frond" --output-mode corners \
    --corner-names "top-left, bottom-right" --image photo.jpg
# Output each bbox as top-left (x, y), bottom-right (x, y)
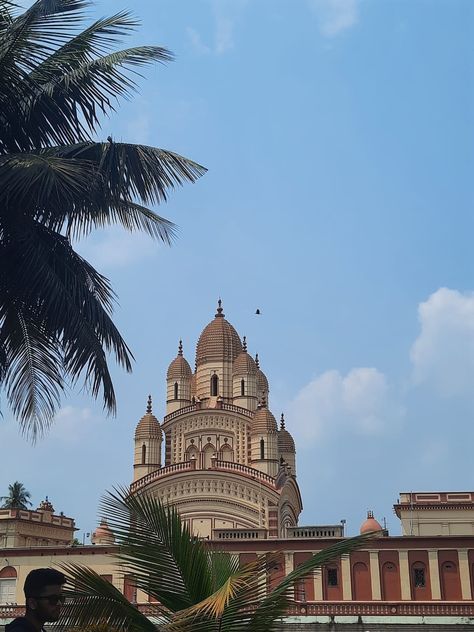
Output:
top-left (0, 221), bottom-right (133, 435)
top-left (59, 564), bottom-right (158, 632)
top-left (100, 488), bottom-right (216, 612)
top-left (0, 302), bottom-right (63, 439)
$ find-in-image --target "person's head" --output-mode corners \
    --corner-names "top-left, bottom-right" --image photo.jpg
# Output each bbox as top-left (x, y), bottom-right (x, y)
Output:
top-left (24, 568), bottom-right (66, 623)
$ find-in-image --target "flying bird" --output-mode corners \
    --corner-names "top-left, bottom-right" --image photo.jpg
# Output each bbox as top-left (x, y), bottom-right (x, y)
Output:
top-left (255, 309), bottom-right (261, 315)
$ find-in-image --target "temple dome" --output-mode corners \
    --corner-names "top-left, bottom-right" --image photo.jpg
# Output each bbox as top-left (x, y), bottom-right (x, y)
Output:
top-left (233, 337), bottom-right (257, 376)
top-left (92, 518), bottom-right (115, 545)
top-left (278, 414), bottom-right (295, 452)
top-left (252, 405), bottom-right (278, 434)
top-left (360, 511), bottom-right (383, 534)
top-left (196, 300), bottom-right (242, 367)
top-left (135, 396), bottom-right (162, 439)
top-left (167, 340), bottom-right (192, 380)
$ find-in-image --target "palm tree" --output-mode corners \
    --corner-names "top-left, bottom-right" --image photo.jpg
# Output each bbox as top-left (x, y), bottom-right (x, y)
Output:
top-left (0, 481), bottom-right (32, 509)
top-left (60, 488), bottom-right (373, 631)
top-left (0, 0), bottom-right (206, 439)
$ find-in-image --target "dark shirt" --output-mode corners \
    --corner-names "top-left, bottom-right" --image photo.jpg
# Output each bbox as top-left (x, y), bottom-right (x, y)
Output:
top-left (5, 617), bottom-right (45, 632)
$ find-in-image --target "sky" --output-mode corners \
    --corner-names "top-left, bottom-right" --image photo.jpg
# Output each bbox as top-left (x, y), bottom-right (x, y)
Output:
top-left (1, 0), bottom-right (473, 541)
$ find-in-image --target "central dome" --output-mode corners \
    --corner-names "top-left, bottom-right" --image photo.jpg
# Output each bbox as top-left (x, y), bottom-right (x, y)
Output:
top-left (196, 300), bottom-right (242, 367)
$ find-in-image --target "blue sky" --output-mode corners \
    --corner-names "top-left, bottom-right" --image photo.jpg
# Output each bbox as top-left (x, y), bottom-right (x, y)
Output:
top-left (1, 0), bottom-right (473, 539)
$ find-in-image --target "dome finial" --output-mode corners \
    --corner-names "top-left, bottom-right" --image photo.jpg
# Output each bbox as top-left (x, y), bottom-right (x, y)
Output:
top-left (243, 335), bottom-right (247, 352)
top-left (215, 298), bottom-right (224, 317)
top-left (178, 339), bottom-right (183, 356)
top-left (280, 413), bottom-right (285, 430)
top-left (255, 352), bottom-right (260, 368)
top-left (146, 394), bottom-right (152, 414)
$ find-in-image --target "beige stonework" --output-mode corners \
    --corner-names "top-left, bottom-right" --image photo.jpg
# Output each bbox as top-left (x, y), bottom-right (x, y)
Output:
top-left (132, 303), bottom-right (301, 539)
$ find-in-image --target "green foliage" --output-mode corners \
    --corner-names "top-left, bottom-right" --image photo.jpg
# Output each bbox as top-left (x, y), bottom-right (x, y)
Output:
top-left (0, 481), bottom-right (32, 509)
top-left (60, 488), bottom-right (373, 631)
top-left (0, 0), bottom-right (206, 439)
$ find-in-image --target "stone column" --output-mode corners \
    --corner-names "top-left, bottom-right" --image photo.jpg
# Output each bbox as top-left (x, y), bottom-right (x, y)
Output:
top-left (398, 551), bottom-right (411, 600)
top-left (458, 549), bottom-right (472, 600)
top-left (341, 556), bottom-right (352, 600)
top-left (428, 550), bottom-right (441, 599)
top-left (369, 550), bottom-right (381, 599)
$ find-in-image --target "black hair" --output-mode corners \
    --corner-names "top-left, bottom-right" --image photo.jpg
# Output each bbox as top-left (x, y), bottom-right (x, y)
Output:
top-left (24, 568), bottom-right (66, 597)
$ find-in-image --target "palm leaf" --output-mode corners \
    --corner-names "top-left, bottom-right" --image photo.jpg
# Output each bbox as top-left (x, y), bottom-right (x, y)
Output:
top-left (100, 488), bottom-right (215, 612)
top-left (59, 565), bottom-right (158, 631)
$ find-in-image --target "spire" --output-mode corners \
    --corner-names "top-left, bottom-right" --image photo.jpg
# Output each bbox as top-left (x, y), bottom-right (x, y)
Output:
top-left (255, 353), bottom-right (260, 368)
top-left (280, 413), bottom-right (285, 430)
top-left (178, 339), bottom-right (183, 356)
top-left (215, 298), bottom-right (224, 318)
top-left (146, 394), bottom-right (152, 414)
top-left (243, 335), bottom-right (247, 352)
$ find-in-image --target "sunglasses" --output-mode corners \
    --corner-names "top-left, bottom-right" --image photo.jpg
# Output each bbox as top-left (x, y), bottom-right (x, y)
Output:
top-left (32, 594), bottom-right (66, 605)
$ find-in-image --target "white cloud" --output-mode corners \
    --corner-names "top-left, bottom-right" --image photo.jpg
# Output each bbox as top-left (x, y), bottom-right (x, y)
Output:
top-left (186, 27), bottom-right (211, 55)
top-left (48, 406), bottom-right (96, 442)
top-left (187, 0), bottom-right (248, 56)
top-left (75, 227), bottom-right (161, 269)
top-left (308, 0), bottom-right (359, 37)
top-left (288, 367), bottom-right (402, 445)
top-left (215, 15), bottom-right (234, 54)
top-left (410, 287), bottom-right (474, 397)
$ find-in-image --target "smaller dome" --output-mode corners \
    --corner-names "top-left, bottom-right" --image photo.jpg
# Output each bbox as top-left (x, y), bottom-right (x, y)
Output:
top-left (278, 414), bottom-right (295, 452)
top-left (37, 497), bottom-right (54, 513)
top-left (167, 340), bottom-right (192, 380)
top-left (92, 518), bottom-right (115, 545)
top-left (252, 404), bottom-right (277, 434)
top-left (135, 396), bottom-right (162, 439)
top-left (255, 354), bottom-right (269, 392)
top-left (233, 337), bottom-right (257, 376)
top-left (360, 510), bottom-right (383, 534)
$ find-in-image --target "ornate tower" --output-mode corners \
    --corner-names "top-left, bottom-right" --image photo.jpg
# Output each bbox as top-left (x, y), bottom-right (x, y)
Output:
top-left (133, 396), bottom-right (162, 482)
top-left (232, 337), bottom-right (258, 410)
top-left (166, 340), bottom-right (192, 414)
top-left (130, 301), bottom-right (302, 539)
top-left (194, 300), bottom-right (242, 402)
top-left (250, 401), bottom-right (279, 477)
top-left (278, 413), bottom-right (296, 476)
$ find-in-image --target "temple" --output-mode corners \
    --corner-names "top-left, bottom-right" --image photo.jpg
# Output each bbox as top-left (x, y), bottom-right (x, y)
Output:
top-left (131, 301), bottom-right (302, 539)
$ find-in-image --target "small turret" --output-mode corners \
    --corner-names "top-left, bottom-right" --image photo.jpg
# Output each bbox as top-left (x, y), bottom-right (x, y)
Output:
top-left (232, 336), bottom-right (258, 411)
top-left (133, 396), bottom-right (162, 482)
top-left (166, 340), bottom-right (192, 414)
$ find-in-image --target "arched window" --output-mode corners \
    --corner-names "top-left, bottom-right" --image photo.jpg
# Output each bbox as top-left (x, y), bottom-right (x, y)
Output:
top-left (0, 566), bottom-right (17, 605)
top-left (141, 444), bottom-right (146, 465)
top-left (352, 562), bottom-right (371, 600)
top-left (203, 444), bottom-right (215, 469)
top-left (260, 438), bottom-right (265, 460)
top-left (381, 561), bottom-right (401, 601)
top-left (211, 374), bottom-right (219, 396)
top-left (440, 560), bottom-right (462, 600)
top-left (241, 379), bottom-right (245, 396)
top-left (174, 382), bottom-right (178, 400)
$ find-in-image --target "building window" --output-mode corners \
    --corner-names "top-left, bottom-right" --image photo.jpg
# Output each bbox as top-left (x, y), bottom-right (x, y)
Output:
top-left (241, 379), bottom-right (245, 396)
top-left (0, 567), bottom-right (17, 605)
top-left (141, 444), bottom-right (146, 465)
top-left (414, 568), bottom-right (425, 588)
top-left (174, 382), bottom-right (178, 400)
top-left (295, 580), bottom-right (306, 602)
top-left (327, 568), bottom-right (338, 587)
top-left (211, 374), bottom-right (219, 396)
top-left (260, 438), bottom-right (265, 459)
